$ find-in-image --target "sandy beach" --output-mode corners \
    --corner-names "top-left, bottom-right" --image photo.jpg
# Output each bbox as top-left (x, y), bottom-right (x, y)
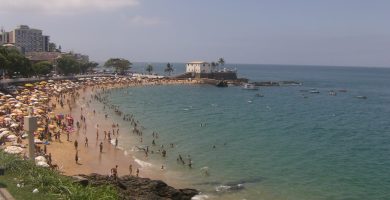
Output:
top-left (0, 77), bottom-right (198, 189)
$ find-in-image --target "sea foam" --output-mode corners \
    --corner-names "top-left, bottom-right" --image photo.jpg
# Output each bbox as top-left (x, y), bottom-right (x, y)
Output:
top-left (133, 156), bottom-right (152, 168)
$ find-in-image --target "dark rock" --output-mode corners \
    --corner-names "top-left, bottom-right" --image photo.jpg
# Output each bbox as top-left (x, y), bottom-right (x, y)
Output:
top-left (76, 173), bottom-right (198, 200)
top-left (71, 175), bottom-right (89, 186)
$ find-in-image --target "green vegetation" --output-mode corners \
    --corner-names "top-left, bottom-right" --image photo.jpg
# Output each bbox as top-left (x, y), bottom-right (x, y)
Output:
top-left (57, 55), bottom-right (80, 75)
top-left (32, 61), bottom-right (53, 76)
top-left (164, 63), bottom-right (174, 76)
top-left (218, 57), bottom-right (225, 66)
top-left (104, 58), bottom-right (132, 75)
top-left (0, 150), bottom-right (118, 200)
top-left (0, 47), bottom-right (32, 77)
top-left (80, 62), bottom-right (98, 74)
top-left (145, 64), bottom-right (154, 75)
top-left (57, 56), bottom-right (98, 75)
top-left (0, 47), bottom-right (98, 77)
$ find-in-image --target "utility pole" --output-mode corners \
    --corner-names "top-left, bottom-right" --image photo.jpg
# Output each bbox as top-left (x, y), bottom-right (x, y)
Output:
top-left (24, 106), bottom-right (37, 160)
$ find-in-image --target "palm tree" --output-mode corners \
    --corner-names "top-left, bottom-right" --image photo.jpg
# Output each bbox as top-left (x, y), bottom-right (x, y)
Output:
top-left (164, 62), bottom-right (174, 76)
top-left (218, 58), bottom-right (225, 67)
top-left (146, 64), bottom-right (154, 75)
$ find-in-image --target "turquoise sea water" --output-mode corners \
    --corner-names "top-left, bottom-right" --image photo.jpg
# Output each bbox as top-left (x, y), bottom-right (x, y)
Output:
top-left (100, 64), bottom-right (390, 200)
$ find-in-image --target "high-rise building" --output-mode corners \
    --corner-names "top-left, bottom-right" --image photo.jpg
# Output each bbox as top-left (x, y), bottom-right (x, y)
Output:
top-left (0, 28), bottom-right (10, 45)
top-left (8, 25), bottom-right (50, 53)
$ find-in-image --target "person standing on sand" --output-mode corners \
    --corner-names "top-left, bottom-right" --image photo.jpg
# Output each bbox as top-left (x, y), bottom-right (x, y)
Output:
top-left (99, 142), bottom-right (103, 153)
top-left (75, 150), bottom-right (79, 164)
top-left (74, 140), bottom-right (78, 150)
top-left (115, 138), bottom-right (118, 148)
top-left (136, 168), bottom-right (139, 177)
top-left (129, 164), bottom-right (132, 175)
top-left (85, 137), bottom-right (88, 147)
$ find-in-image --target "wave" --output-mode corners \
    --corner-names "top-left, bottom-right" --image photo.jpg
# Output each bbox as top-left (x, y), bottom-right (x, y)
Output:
top-left (215, 184), bottom-right (244, 192)
top-left (191, 194), bottom-right (209, 200)
top-left (133, 156), bottom-right (152, 168)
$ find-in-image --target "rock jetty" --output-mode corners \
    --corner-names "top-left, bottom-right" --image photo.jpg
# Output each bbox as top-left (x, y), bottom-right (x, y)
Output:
top-left (75, 173), bottom-right (198, 200)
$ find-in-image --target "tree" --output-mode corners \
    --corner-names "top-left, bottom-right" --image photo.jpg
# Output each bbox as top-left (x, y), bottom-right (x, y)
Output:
top-left (4, 50), bottom-right (32, 77)
top-left (80, 62), bottom-right (98, 74)
top-left (32, 61), bottom-right (53, 76)
top-left (49, 43), bottom-right (57, 52)
top-left (57, 55), bottom-right (80, 75)
top-left (0, 53), bottom-right (9, 78)
top-left (104, 58), bottom-right (131, 75)
top-left (164, 62), bottom-right (174, 76)
top-left (218, 58), bottom-right (225, 67)
top-left (145, 64), bottom-right (154, 75)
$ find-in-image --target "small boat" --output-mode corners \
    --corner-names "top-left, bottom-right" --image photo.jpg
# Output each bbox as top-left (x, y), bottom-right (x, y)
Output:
top-left (329, 90), bottom-right (337, 96)
top-left (255, 93), bottom-right (264, 97)
top-left (355, 96), bottom-right (367, 99)
top-left (242, 83), bottom-right (259, 90)
top-left (309, 89), bottom-right (320, 94)
top-left (216, 81), bottom-right (228, 87)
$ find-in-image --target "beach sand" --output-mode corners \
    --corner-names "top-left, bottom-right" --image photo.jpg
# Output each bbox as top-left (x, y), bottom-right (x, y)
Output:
top-left (45, 79), bottom-right (196, 188)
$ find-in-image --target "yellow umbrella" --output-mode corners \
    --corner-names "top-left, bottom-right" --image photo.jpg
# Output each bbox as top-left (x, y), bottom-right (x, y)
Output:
top-left (25, 83), bottom-right (34, 87)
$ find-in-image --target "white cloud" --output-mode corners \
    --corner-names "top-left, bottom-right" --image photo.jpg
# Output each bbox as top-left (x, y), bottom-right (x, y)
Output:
top-left (0, 0), bottom-right (139, 14)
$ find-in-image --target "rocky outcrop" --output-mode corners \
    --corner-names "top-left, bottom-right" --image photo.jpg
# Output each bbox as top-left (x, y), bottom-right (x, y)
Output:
top-left (77, 173), bottom-right (198, 200)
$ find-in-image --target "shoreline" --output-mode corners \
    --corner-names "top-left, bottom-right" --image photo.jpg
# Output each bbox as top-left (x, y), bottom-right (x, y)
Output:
top-left (48, 78), bottom-right (199, 189)
top-left (1, 77), bottom-right (199, 190)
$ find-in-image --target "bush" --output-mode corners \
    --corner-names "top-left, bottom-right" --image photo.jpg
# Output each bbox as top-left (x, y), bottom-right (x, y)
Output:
top-left (0, 150), bottom-right (118, 199)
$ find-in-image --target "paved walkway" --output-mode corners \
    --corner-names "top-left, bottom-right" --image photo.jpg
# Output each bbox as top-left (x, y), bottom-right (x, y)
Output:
top-left (0, 188), bottom-right (14, 200)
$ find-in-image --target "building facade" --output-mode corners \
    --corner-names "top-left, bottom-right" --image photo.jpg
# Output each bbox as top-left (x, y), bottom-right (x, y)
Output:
top-left (8, 25), bottom-right (50, 53)
top-left (0, 29), bottom-right (10, 45)
top-left (186, 61), bottom-right (215, 73)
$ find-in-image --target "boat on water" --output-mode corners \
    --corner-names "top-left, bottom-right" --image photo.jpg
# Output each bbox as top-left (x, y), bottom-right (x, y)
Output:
top-left (329, 90), bottom-right (337, 96)
top-left (242, 83), bottom-right (259, 90)
top-left (355, 95), bottom-right (367, 99)
top-left (309, 89), bottom-right (320, 94)
top-left (255, 93), bottom-right (264, 97)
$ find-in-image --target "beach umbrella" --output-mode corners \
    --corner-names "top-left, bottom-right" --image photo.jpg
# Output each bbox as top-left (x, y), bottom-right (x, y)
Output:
top-left (35, 156), bottom-right (47, 163)
top-left (0, 132), bottom-right (8, 139)
top-left (36, 161), bottom-right (49, 168)
top-left (13, 108), bottom-right (22, 113)
top-left (34, 138), bottom-right (43, 144)
top-left (25, 83), bottom-right (34, 87)
top-left (10, 123), bottom-right (19, 128)
top-left (7, 134), bottom-right (17, 140)
top-left (5, 94), bottom-right (12, 98)
top-left (4, 117), bottom-right (12, 122)
top-left (4, 146), bottom-right (24, 154)
top-left (0, 128), bottom-right (8, 132)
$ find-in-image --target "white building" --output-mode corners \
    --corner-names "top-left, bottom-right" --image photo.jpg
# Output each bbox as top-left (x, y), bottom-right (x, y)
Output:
top-left (186, 61), bottom-right (215, 73)
top-left (9, 25), bottom-right (49, 53)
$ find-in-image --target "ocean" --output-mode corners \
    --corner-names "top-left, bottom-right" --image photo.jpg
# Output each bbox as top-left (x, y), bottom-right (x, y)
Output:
top-left (94, 64), bottom-right (390, 200)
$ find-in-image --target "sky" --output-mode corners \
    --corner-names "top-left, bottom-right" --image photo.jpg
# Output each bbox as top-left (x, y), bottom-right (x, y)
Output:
top-left (0, 0), bottom-right (389, 67)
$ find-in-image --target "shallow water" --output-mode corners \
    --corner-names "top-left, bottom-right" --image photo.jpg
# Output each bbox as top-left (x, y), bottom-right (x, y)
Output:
top-left (97, 64), bottom-right (390, 200)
